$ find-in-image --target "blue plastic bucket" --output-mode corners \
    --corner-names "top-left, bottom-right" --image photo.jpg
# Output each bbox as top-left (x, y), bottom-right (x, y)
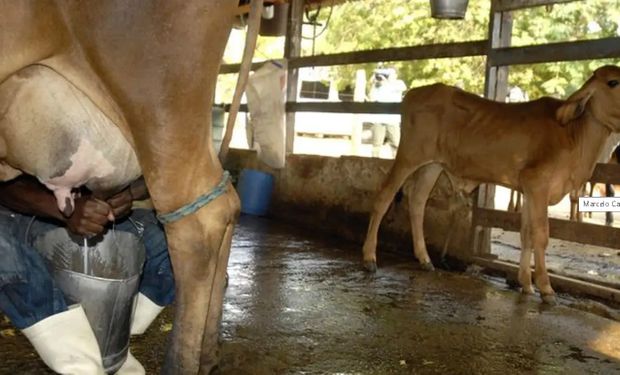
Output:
top-left (237, 169), bottom-right (274, 216)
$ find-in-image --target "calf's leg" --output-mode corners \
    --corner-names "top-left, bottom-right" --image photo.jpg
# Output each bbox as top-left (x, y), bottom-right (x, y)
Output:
top-left (404, 163), bottom-right (442, 271)
top-left (515, 191), bottom-right (522, 212)
top-left (507, 189), bottom-right (522, 212)
top-left (518, 195), bottom-right (534, 295)
top-left (522, 184), bottom-right (555, 303)
top-left (507, 189), bottom-right (516, 212)
top-left (569, 187), bottom-right (581, 221)
top-left (362, 158), bottom-right (424, 271)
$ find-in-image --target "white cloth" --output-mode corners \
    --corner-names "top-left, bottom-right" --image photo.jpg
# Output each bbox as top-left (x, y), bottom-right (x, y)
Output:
top-left (246, 59), bottom-right (287, 169)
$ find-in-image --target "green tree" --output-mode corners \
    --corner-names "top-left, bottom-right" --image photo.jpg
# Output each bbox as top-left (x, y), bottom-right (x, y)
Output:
top-left (305, 0), bottom-right (620, 99)
top-left (218, 0), bottom-right (620, 103)
top-left (307, 0), bottom-right (490, 94)
top-left (510, 1), bottom-right (620, 97)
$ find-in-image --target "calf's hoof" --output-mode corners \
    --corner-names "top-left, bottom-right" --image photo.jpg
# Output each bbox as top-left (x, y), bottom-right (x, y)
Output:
top-left (520, 285), bottom-right (535, 295)
top-left (420, 262), bottom-right (435, 272)
top-left (363, 260), bottom-right (377, 273)
top-left (541, 293), bottom-right (557, 305)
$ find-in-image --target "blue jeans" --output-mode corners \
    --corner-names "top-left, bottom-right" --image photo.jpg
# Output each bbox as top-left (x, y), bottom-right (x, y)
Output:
top-left (0, 208), bottom-right (175, 329)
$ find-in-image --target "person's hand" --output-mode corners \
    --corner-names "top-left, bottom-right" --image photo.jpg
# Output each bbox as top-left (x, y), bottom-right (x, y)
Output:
top-left (66, 196), bottom-right (112, 237)
top-left (106, 188), bottom-right (133, 220)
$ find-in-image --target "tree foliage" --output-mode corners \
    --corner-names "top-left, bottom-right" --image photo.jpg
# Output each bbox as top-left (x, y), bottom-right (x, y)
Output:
top-left (304, 0), bottom-right (620, 99)
top-left (217, 0), bottom-right (620, 103)
top-left (509, 1), bottom-right (620, 98)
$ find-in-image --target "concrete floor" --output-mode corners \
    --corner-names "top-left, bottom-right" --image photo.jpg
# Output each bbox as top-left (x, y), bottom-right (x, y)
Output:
top-left (1, 215), bottom-right (620, 374)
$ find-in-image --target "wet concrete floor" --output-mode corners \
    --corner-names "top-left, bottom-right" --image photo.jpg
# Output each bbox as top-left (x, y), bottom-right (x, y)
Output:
top-left (1, 215), bottom-right (620, 374)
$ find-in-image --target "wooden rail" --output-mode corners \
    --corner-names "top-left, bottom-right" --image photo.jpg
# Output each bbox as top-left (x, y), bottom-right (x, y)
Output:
top-left (488, 37), bottom-right (620, 67)
top-left (494, 0), bottom-right (580, 12)
top-left (220, 40), bottom-right (487, 74)
top-left (287, 101), bottom-right (400, 114)
top-left (224, 101), bottom-right (400, 114)
top-left (288, 40), bottom-right (487, 68)
top-left (473, 257), bottom-right (620, 303)
top-left (473, 207), bottom-right (620, 250)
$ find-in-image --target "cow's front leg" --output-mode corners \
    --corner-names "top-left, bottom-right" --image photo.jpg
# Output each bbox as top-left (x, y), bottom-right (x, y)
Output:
top-left (522, 187), bottom-right (555, 303)
top-left (531, 214), bottom-right (555, 304)
top-left (162, 184), bottom-right (240, 375)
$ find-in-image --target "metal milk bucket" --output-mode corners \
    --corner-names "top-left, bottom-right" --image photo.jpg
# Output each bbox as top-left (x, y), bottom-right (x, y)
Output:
top-left (34, 228), bottom-right (145, 374)
top-left (430, 0), bottom-right (470, 19)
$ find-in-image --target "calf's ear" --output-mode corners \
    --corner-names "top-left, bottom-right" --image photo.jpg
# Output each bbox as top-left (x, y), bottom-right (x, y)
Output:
top-left (556, 88), bottom-right (594, 126)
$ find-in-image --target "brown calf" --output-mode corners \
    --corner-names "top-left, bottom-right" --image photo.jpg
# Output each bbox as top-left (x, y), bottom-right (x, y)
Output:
top-left (363, 66), bottom-right (620, 303)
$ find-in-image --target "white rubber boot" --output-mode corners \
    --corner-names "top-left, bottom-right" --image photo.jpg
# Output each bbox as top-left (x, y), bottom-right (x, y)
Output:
top-left (130, 293), bottom-right (165, 335)
top-left (115, 350), bottom-right (145, 375)
top-left (22, 305), bottom-right (105, 375)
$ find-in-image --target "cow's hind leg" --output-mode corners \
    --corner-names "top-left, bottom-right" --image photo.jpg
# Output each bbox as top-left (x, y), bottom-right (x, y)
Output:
top-left (199, 211), bottom-right (237, 373)
top-left (403, 163), bottom-right (442, 271)
top-left (507, 189), bottom-right (516, 212)
top-left (162, 185), bottom-right (240, 375)
top-left (569, 185), bottom-right (585, 222)
top-left (515, 190), bottom-right (523, 212)
top-left (362, 159), bottom-right (425, 272)
top-left (507, 189), bottom-right (519, 212)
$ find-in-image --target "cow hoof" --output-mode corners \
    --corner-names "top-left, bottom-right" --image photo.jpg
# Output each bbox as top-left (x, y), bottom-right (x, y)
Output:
top-left (363, 260), bottom-right (377, 273)
top-left (420, 262), bottom-right (435, 272)
top-left (521, 285), bottom-right (535, 295)
top-left (541, 294), bottom-right (557, 305)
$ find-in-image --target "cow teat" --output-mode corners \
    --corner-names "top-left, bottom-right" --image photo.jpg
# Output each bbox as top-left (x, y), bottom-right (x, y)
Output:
top-left (47, 186), bottom-right (75, 217)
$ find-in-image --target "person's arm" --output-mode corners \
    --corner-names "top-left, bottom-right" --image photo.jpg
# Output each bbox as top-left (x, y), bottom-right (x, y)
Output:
top-left (128, 177), bottom-right (149, 201)
top-left (0, 175), bottom-right (112, 236)
top-left (0, 175), bottom-right (67, 221)
top-left (106, 177), bottom-right (149, 219)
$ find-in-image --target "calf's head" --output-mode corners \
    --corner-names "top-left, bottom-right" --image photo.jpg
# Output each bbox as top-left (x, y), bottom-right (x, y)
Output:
top-left (556, 65), bottom-right (620, 131)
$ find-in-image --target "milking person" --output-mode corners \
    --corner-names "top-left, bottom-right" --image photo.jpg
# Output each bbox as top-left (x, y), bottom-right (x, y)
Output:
top-left (368, 67), bottom-right (407, 158)
top-left (0, 174), bottom-right (175, 374)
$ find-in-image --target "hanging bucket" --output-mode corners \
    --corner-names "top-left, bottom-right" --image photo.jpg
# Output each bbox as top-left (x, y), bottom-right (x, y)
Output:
top-left (430, 0), bottom-right (469, 19)
top-left (34, 228), bottom-right (145, 374)
top-left (237, 168), bottom-right (275, 216)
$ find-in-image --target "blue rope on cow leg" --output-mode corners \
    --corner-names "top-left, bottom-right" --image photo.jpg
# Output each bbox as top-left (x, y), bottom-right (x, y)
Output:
top-left (156, 171), bottom-right (231, 224)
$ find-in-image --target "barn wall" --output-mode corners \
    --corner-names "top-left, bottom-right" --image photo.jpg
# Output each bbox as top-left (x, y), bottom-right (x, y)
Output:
top-left (225, 149), bottom-right (474, 261)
